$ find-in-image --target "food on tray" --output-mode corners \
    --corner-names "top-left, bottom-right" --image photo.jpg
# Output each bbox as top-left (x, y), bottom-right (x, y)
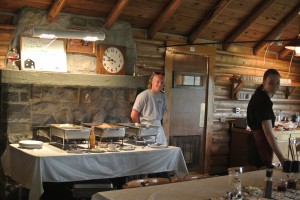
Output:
top-left (96, 123), bottom-right (123, 129)
top-left (98, 142), bottom-right (108, 148)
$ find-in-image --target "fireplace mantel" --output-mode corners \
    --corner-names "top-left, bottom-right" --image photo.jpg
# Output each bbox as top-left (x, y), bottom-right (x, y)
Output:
top-left (0, 69), bottom-right (149, 88)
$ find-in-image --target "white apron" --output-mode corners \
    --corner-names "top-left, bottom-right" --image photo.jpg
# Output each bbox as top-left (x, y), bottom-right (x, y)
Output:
top-left (141, 120), bottom-right (167, 145)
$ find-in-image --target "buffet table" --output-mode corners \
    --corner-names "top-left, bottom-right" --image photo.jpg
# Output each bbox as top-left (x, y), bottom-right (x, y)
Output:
top-left (92, 169), bottom-right (300, 200)
top-left (1, 143), bottom-right (188, 200)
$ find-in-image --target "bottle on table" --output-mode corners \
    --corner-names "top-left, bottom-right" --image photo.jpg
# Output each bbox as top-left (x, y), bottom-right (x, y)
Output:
top-left (89, 126), bottom-right (96, 149)
top-left (264, 169), bottom-right (273, 199)
top-left (228, 167), bottom-right (242, 199)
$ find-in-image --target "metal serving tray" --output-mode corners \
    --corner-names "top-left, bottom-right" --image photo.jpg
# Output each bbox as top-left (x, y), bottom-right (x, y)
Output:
top-left (50, 124), bottom-right (91, 140)
top-left (82, 123), bottom-right (126, 138)
top-left (120, 123), bottom-right (159, 137)
top-left (94, 123), bottom-right (126, 138)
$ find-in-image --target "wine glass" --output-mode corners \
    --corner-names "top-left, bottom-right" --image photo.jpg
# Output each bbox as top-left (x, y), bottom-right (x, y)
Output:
top-left (6, 48), bottom-right (19, 70)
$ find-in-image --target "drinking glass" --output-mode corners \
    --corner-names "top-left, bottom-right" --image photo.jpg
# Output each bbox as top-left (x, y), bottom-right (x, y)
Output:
top-left (228, 168), bottom-right (242, 199)
top-left (6, 48), bottom-right (19, 70)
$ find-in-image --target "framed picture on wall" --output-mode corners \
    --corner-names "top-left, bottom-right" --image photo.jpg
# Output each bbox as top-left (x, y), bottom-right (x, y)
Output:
top-left (66, 39), bottom-right (96, 55)
top-left (20, 36), bottom-right (67, 72)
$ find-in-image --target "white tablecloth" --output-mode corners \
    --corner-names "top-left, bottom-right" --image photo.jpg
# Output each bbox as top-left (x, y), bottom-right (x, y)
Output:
top-left (91, 169), bottom-right (300, 200)
top-left (1, 143), bottom-right (188, 200)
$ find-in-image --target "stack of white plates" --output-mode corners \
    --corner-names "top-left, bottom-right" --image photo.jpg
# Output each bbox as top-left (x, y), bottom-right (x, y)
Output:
top-left (19, 140), bottom-right (43, 149)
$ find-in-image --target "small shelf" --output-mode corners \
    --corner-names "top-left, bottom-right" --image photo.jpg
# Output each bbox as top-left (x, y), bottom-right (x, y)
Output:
top-left (230, 75), bottom-right (300, 100)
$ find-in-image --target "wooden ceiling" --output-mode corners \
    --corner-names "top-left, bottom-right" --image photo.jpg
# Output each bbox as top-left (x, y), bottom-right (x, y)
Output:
top-left (0, 0), bottom-right (300, 66)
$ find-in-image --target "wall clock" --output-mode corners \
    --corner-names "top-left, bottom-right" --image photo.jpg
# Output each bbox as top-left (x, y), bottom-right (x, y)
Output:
top-left (97, 44), bottom-right (126, 75)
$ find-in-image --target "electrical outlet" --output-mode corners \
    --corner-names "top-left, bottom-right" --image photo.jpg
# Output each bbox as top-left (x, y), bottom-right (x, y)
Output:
top-left (220, 118), bottom-right (226, 122)
top-left (235, 107), bottom-right (240, 114)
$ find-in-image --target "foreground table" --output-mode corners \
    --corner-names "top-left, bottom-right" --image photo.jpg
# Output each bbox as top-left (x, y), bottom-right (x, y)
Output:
top-left (1, 143), bottom-right (188, 200)
top-left (92, 169), bottom-right (300, 200)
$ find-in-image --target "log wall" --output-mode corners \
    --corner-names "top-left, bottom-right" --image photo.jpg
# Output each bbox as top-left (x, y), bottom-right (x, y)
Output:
top-left (133, 29), bottom-right (300, 174)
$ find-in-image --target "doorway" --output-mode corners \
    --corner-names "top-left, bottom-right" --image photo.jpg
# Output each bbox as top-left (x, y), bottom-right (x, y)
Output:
top-left (163, 46), bottom-right (215, 173)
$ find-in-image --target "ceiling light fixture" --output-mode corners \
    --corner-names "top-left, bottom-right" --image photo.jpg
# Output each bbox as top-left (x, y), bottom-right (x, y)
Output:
top-left (29, 28), bottom-right (105, 41)
top-left (285, 39), bottom-right (300, 56)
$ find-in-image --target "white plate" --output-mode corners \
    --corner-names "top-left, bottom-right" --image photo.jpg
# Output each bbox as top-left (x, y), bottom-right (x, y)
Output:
top-left (66, 149), bottom-right (85, 154)
top-left (19, 140), bottom-right (43, 149)
top-left (106, 149), bottom-right (120, 152)
top-left (89, 149), bottom-right (106, 153)
top-left (19, 140), bottom-right (43, 145)
top-left (120, 146), bottom-right (135, 151)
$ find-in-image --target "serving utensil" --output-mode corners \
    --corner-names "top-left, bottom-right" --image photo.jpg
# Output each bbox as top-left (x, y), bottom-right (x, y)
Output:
top-left (288, 136), bottom-right (295, 161)
top-left (296, 143), bottom-right (300, 161)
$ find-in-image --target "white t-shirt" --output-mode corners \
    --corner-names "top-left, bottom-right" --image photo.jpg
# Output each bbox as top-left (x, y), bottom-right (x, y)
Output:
top-left (132, 89), bottom-right (167, 144)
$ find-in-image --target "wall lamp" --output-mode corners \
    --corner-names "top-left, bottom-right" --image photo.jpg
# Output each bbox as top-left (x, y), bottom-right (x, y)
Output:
top-left (29, 28), bottom-right (105, 41)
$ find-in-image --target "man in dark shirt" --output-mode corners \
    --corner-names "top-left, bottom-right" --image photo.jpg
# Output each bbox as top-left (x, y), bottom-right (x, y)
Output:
top-left (247, 69), bottom-right (287, 168)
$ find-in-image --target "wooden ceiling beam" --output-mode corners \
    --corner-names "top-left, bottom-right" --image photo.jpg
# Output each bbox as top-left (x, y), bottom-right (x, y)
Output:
top-left (222, 0), bottom-right (275, 51)
top-left (188, 0), bottom-right (232, 44)
top-left (278, 36), bottom-right (299, 59)
top-left (104, 0), bottom-right (129, 30)
top-left (0, 24), bottom-right (15, 30)
top-left (253, 3), bottom-right (300, 55)
top-left (47, 0), bottom-right (67, 23)
top-left (147, 0), bottom-right (183, 39)
top-left (278, 48), bottom-right (294, 60)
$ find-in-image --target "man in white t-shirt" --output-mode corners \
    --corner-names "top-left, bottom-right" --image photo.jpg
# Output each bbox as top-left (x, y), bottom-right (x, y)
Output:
top-left (131, 72), bottom-right (167, 145)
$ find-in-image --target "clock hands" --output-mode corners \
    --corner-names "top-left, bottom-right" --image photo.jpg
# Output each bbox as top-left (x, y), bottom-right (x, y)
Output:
top-left (106, 56), bottom-right (116, 63)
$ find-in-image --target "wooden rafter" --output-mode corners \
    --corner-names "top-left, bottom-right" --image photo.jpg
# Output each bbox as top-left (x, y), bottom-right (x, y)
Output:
top-left (104, 0), bottom-right (129, 30)
top-left (278, 36), bottom-right (299, 59)
top-left (0, 24), bottom-right (15, 30)
top-left (285, 86), bottom-right (298, 99)
top-left (253, 3), bottom-right (300, 55)
top-left (279, 48), bottom-right (294, 60)
top-left (188, 0), bottom-right (232, 44)
top-left (147, 0), bottom-right (183, 39)
top-left (222, 0), bottom-right (274, 51)
top-left (47, 0), bottom-right (66, 23)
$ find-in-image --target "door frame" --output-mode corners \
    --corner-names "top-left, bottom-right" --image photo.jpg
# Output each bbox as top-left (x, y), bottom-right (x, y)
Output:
top-left (163, 44), bottom-right (215, 173)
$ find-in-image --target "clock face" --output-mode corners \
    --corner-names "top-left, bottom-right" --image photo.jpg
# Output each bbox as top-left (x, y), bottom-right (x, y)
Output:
top-left (102, 47), bottom-right (124, 73)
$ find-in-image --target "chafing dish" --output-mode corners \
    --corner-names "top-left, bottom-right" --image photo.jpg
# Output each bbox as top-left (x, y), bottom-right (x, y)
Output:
top-left (49, 124), bottom-right (91, 148)
top-left (82, 123), bottom-right (127, 145)
top-left (95, 123), bottom-right (126, 138)
top-left (120, 123), bottom-right (159, 137)
top-left (82, 123), bottom-right (126, 138)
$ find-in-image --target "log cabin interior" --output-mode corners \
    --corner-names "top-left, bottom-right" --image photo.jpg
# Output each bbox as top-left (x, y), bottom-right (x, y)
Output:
top-left (1, 0), bottom-right (300, 199)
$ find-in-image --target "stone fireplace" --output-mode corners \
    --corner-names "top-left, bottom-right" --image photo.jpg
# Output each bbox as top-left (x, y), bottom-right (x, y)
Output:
top-left (0, 70), bottom-right (148, 145)
top-left (0, 6), bottom-right (145, 146)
